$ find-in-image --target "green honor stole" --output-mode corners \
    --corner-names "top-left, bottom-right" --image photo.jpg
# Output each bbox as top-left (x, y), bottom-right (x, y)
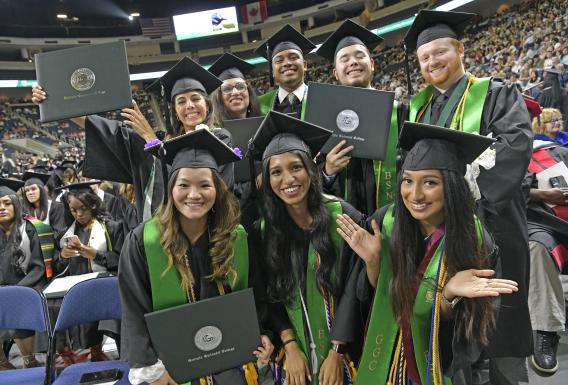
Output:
top-left (143, 217), bottom-right (252, 385)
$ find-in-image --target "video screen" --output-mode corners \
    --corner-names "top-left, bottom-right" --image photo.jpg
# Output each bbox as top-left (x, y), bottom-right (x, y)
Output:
top-left (173, 6), bottom-right (239, 41)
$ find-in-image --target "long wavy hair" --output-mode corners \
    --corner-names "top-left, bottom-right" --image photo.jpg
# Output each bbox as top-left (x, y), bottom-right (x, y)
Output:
top-left (532, 107), bottom-right (563, 134)
top-left (154, 168), bottom-right (241, 296)
top-left (63, 189), bottom-right (109, 227)
top-left (22, 182), bottom-right (49, 221)
top-left (211, 81), bottom-right (261, 123)
top-left (0, 195), bottom-right (27, 276)
top-left (390, 168), bottom-right (494, 344)
top-left (261, 150), bottom-right (339, 304)
top-left (169, 90), bottom-right (222, 137)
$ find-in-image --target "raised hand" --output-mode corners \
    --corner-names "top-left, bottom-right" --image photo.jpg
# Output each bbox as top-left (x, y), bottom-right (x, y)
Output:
top-left (325, 140), bottom-right (354, 176)
top-left (443, 269), bottom-right (518, 300)
top-left (336, 214), bottom-right (381, 268)
top-left (31, 84), bottom-right (46, 104)
top-left (121, 100), bottom-right (157, 142)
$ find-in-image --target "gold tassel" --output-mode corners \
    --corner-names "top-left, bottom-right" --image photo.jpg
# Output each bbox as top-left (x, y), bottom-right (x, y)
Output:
top-left (243, 362), bottom-right (259, 385)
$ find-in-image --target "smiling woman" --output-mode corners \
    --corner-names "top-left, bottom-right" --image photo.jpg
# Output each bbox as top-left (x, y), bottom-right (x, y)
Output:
top-left (247, 111), bottom-right (363, 385)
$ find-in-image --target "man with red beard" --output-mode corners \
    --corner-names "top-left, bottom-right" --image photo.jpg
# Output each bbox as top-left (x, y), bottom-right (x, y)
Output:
top-left (315, 19), bottom-right (403, 215)
top-left (255, 24), bottom-right (315, 118)
top-left (405, 9), bottom-right (533, 385)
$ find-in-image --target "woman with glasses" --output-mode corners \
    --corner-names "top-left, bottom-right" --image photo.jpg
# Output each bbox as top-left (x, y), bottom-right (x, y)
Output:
top-left (209, 53), bottom-right (262, 122)
top-left (533, 108), bottom-right (567, 147)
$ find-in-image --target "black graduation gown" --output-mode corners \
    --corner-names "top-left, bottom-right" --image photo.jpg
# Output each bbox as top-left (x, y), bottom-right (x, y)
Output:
top-left (318, 104), bottom-right (407, 216)
top-left (118, 223), bottom-right (261, 385)
top-left (330, 206), bottom-right (500, 385)
top-left (54, 219), bottom-right (124, 276)
top-left (47, 200), bottom-right (67, 238)
top-left (414, 79), bottom-right (533, 357)
top-left (83, 116), bottom-right (234, 224)
top-left (0, 221), bottom-right (47, 290)
top-left (251, 200), bottom-right (363, 365)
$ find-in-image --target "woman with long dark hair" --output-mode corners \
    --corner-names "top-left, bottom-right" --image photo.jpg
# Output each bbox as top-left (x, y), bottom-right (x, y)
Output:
top-left (0, 179), bottom-right (47, 370)
top-left (54, 182), bottom-right (124, 365)
top-left (209, 53), bottom-right (264, 231)
top-left (248, 112), bottom-right (362, 385)
top-left (31, 57), bottom-right (232, 225)
top-left (119, 129), bottom-right (273, 385)
top-left (21, 171), bottom-right (66, 234)
top-left (209, 53), bottom-right (261, 122)
top-left (333, 123), bottom-right (519, 385)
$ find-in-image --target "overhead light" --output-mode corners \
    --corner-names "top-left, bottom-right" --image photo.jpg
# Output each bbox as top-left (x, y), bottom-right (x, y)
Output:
top-left (130, 12), bottom-right (140, 17)
top-left (128, 15), bottom-right (134, 21)
top-left (72, 17), bottom-right (79, 21)
top-left (57, 14), bottom-right (67, 19)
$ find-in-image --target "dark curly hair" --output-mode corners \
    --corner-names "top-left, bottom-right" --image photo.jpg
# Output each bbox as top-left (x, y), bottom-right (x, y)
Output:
top-left (62, 189), bottom-right (108, 226)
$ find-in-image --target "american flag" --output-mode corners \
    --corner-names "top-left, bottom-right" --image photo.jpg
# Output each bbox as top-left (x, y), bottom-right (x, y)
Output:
top-left (139, 18), bottom-right (173, 37)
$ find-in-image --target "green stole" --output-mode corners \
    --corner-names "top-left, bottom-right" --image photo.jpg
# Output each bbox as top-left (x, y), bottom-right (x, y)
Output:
top-left (24, 215), bottom-right (55, 279)
top-left (409, 74), bottom-right (491, 134)
top-left (261, 195), bottom-right (343, 384)
top-left (258, 88), bottom-right (308, 118)
top-left (143, 218), bottom-right (249, 385)
top-left (372, 102), bottom-right (399, 208)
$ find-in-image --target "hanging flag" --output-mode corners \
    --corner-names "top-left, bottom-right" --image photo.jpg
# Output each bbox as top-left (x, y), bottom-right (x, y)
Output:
top-left (139, 17), bottom-right (173, 37)
top-left (240, 0), bottom-right (268, 25)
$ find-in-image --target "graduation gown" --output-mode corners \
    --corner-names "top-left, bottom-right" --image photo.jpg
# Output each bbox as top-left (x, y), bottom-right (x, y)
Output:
top-left (258, 88), bottom-right (306, 119)
top-left (83, 116), bottom-right (234, 224)
top-left (409, 77), bottom-right (533, 357)
top-left (54, 219), bottom-right (124, 276)
top-left (331, 205), bottom-right (500, 385)
top-left (250, 199), bottom-right (363, 381)
top-left (0, 221), bottom-right (47, 290)
top-left (118, 223), bottom-right (261, 385)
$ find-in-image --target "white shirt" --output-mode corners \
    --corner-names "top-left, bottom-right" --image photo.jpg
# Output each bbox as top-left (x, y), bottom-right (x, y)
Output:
top-left (277, 83), bottom-right (307, 104)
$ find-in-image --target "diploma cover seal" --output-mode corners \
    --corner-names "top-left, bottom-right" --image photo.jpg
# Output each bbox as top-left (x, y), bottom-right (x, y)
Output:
top-left (194, 326), bottom-right (223, 352)
top-left (70, 68), bottom-right (96, 91)
top-left (336, 109), bottom-right (359, 133)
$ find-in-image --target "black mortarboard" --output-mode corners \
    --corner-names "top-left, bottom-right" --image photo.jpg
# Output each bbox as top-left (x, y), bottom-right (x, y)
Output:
top-left (0, 178), bottom-right (24, 197)
top-left (399, 122), bottom-right (495, 174)
top-left (248, 111), bottom-right (332, 161)
top-left (23, 171), bottom-right (51, 187)
top-left (146, 57), bottom-right (223, 102)
top-left (55, 181), bottom-right (100, 194)
top-left (404, 10), bottom-right (476, 51)
top-left (145, 129), bottom-right (240, 175)
top-left (208, 53), bottom-right (255, 81)
top-left (57, 159), bottom-right (76, 171)
top-left (316, 19), bottom-right (384, 63)
top-left (254, 24), bottom-right (316, 60)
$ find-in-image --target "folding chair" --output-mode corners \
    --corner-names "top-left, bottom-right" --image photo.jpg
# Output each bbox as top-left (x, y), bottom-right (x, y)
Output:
top-left (51, 276), bottom-right (131, 385)
top-left (0, 286), bottom-right (52, 385)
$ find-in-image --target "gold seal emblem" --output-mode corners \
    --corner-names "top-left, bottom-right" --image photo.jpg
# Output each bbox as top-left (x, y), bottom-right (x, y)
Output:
top-left (70, 68), bottom-right (96, 91)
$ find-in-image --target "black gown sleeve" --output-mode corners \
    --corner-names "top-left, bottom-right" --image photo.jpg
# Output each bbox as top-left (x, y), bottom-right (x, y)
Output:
top-left (118, 225), bottom-right (158, 367)
top-left (477, 81), bottom-right (533, 210)
top-left (48, 200), bottom-right (67, 239)
top-left (94, 219), bottom-right (124, 273)
top-left (18, 222), bottom-right (48, 290)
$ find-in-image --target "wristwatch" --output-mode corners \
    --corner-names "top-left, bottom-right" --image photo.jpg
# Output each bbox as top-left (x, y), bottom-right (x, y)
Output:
top-left (442, 291), bottom-right (463, 309)
top-left (330, 343), bottom-right (347, 355)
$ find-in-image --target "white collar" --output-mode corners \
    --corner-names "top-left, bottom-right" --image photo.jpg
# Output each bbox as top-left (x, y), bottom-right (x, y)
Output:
top-left (277, 83), bottom-right (307, 104)
top-left (96, 189), bottom-right (105, 201)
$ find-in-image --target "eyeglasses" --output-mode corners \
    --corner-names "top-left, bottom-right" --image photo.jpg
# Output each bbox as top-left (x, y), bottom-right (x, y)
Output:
top-left (221, 82), bottom-right (247, 94)
top-left (546, 119), bottom-right (562, 124)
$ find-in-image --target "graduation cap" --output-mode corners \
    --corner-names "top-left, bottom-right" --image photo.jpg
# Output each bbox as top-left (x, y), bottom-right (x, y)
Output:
top-left (55, 181), bottom-right (100, 194)
top-left (0, 178), bottom-right (24, 197)
top-left (404, 9), bottom-right (476, 51)
top-left (146, 129), bottom-right (240, 174)
top-left (208, 53), bottom-right (255, 81)
top-left (255, 24), bottom-right (316, 60)
top-left (57, 159), bottom-right (76, 171)
top-left (316, 19), bottom-right (384, 63)
top-left (255, 25), bottom-right (316, 87)
top-left (22, 171), bottom-right (51, 187)
top-left (146, 56), bottom-right (223, 102)
top-left (248, 111), bottom-right (332, 161)
top-left (399, 122), bottom-right (495, 175)
top-left (523, 96), bottom-right (542, 120)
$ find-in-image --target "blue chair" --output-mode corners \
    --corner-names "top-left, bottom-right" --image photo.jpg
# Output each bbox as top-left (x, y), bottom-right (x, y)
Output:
top-left (0, 286), bottom-right (52, 385)
top-left (51, 276), bottom-right (132, 385)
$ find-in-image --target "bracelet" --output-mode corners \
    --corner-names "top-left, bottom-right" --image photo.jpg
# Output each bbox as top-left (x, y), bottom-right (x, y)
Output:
top-left (441, 290), bottom-right (463, 309)
top-left (282, 338), bottom-right (296, 347)
top-left (144, 138), bottom-right (162, 149)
